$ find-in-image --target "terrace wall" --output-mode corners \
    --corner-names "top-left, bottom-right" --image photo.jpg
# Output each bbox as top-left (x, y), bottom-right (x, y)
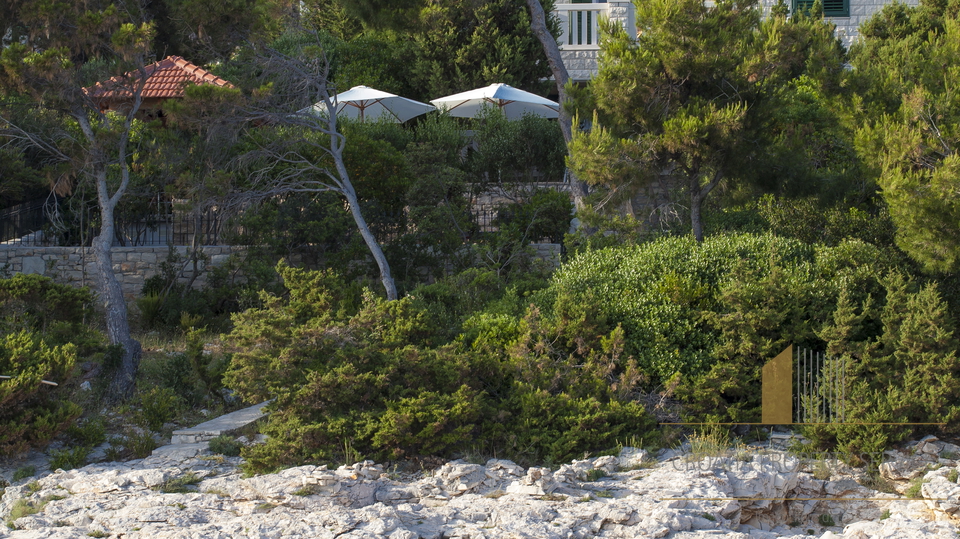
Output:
top-left (0, 245), bottom-right (235, 301)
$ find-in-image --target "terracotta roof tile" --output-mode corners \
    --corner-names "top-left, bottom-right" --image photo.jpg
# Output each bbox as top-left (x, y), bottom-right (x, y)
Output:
top-left (85, 56), bottom-right (234, 102)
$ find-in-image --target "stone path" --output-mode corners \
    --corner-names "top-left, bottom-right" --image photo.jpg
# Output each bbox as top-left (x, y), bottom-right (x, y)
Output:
top-left (149, 401), bottom-right (270, 459)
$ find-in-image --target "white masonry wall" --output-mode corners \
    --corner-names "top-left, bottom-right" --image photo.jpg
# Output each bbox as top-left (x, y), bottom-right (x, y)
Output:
top-left (758, 0), bottom-right (920, 49)
top-left (556, 0), bottom-right (922, 82)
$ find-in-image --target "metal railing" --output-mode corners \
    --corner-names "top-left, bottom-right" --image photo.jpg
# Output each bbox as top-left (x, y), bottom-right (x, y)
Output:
top-left (2, 200), bottom-right (562, 247)
top-left (0, 199), bottom-right (46, 245)
top-left (0, 201), bottom-right (234, 247)
top-left (795, 347), bottom-right (847, 424)
top-left (555, 4), bottom-right (607, 48)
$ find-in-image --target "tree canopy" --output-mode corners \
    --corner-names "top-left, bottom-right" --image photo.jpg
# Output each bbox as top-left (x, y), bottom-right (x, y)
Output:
top-left (850, 1), bottom-right (960, 272)
top-left (568, 0), bottom-right (846, 241)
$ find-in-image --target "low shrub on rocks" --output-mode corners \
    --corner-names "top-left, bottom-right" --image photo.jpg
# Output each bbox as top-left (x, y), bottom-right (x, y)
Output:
top-left (208, 435), bottom-right (242, 457)
top-left (223, 263), bottom-right (658, 472)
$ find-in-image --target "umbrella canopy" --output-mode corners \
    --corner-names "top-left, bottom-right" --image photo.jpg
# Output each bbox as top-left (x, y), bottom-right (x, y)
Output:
top-left (430, 83), bottom-right (559, 119)
top-left (305, 85), bottom-right (435, 122)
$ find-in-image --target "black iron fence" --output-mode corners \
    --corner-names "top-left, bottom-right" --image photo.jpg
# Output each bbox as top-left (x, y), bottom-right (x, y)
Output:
top-left (1, 201), bottom-right (554, 248)
top-left (0, 199), bottom-right (46, 245)
top-left (0, 201), bottom-right (235, 247)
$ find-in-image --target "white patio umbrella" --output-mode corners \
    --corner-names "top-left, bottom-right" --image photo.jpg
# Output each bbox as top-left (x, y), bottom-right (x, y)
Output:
top-left (430, 83), bottom-right (560, 120)
top-left (304, 85), bottom-right (435, 122)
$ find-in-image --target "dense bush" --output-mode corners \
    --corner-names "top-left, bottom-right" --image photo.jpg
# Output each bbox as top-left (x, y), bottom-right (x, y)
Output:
top-left (222, 263), bottom-right (657, 472)
top-left (0, 274), bottom-right (98, 349)
top-left (539, 233), bottom-right (906, 424)
top-left (0, 275), bottom-right (97, 454)
top-left (0, 331), bottom-right (81, 454)
top-left (807, 273), bottom-right (960, 458)
top-left (467, 109), bottom-right (567, 185)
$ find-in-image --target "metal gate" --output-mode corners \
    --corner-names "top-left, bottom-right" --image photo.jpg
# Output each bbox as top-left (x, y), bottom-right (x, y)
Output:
top-left (795, 347), bottom-right (847, 424)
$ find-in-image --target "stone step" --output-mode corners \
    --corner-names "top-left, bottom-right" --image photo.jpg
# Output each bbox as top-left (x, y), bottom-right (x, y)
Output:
top-left (151, 442), bottom-right (209, 459)
top-left (170, 401), bottom-right (271, 445)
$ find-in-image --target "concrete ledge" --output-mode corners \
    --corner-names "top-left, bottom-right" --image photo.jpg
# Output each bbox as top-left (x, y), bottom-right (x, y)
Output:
top-left (170, 401), bottom-right (271, 445)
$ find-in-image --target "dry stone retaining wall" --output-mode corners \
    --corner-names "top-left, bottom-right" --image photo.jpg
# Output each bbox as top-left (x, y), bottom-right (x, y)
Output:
top-left (0, 243), bottom-right (563, 300)
top-left (0, 245), bottom-right (235, 301)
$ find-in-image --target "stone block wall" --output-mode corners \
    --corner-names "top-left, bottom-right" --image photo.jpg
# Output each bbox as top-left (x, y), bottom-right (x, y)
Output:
top-left (0, 245), bottom-right (235, 301)
top-left (532, 243), bottom-right (563, 269)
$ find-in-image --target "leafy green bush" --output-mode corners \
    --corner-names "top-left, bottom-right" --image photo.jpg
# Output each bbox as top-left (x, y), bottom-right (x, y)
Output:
top-left (541, 232), bottom-right (914, 426)
top-left (135, 387), bottom-right (182, 433)
top-left (155, 472), bottom-right (202, 493)
top-left (12, 466), bottom-right (35, 482)
top-left (467, 109), bottom-right (567, 185)
top-left (48, 445), bottom-right (90, 471)
top-left (802, 273), bottom-right (960, 456)
top-left (122, 430), bottom-right (158, 459)
top-left (224, 263), bottom-right (658, 473)
top-left (0, 274), bottom-right (93, 337)
top-left (492, 189), bottom-right (573, 245)
top-left (0, 330), bottom-right (81, 455)
top-left (208, 435), bottom-right (242, 457)
top-left (65, 416), bottom-right (106, 447)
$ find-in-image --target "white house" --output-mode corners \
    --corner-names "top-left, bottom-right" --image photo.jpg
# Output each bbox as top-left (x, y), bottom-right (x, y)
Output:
top-left (553, 0), bottom-right (921, 82)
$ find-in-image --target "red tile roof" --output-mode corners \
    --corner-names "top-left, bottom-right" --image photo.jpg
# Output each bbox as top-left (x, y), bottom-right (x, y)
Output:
top-left (85, 56), bottom-right (234, 102)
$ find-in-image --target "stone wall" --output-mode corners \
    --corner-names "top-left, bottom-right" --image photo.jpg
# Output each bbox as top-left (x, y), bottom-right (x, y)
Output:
top-left (532, 243), bottom-right (563, 269)
top-left (0, 245), bottom-right (235, 301)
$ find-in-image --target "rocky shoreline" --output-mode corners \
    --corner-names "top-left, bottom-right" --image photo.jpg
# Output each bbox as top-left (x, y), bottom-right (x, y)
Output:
top-left (1, 436), bottom-right (959, 539)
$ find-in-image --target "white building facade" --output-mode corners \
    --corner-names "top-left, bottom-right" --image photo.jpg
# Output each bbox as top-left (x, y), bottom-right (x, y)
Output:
top-left (554, 0), bottom-right (921, 82)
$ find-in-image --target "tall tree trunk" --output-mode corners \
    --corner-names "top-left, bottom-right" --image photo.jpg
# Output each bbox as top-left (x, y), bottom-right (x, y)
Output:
top-left (690, 171), bottom-right (722, 243)
top-left (690, 187), bottom-right (706, 243)
top-left (330, 133), bottom-right (398, 301)
top-left (525, 0), bottom-right (590, 211)
top-left (343, 183), bottom-right (398, 301)
top-left (93, 184), bottom-right (142, 401)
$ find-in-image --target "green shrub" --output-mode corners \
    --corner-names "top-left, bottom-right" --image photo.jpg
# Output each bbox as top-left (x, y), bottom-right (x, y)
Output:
top-left (493, 189), bottom-right (573, 245)
top-left (225, 264), bottom-right (659, 473)
top-left (66, 416), bottom-right (106, 447)
top-left (467, 108), bottom-right (566, 186)
top-left (155, 472), bottom-right (202, 493)
top-left (906, 476), bottom-right (925, 499)
top-left (48, 445), bottom-right (90, 471)
top-left (586, 469), bottom-right (607, 482)
top-left (0, 274), bottom-right (93, 337)
top-left (802, 273), bottom-right (960, 456)
top-left (113, 430), bottom-right (158, 460)
top-left (818, 513), bottom-right (836, 527)
top-left (6, 498), bottom-right (41, 528)
top-left (0, 330), bottom-right (82, 454)
top-left (208, 435), bottom-right (242, 457)
top-left (12, 466), bottom-right (35, 482)
top-left (546, 233), bottom-right (889, 382)
top-left (135, 387), bottom-right (182, 433)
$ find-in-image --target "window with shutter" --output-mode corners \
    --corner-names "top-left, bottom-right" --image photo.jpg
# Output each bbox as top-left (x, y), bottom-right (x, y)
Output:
top-left (793, 0), bottom-right (849, 17)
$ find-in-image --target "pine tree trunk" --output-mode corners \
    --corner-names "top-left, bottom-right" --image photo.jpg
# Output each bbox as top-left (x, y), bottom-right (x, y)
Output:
top-left (690, 171), bottom-right (722, 243)
top-left (525, 0), bottom-right (590, 210)
top-left (331, 142), bottom-right (398, 301)
top-left (94, 194), bottom-right (141, 401)
top-left (344, 186), bottom-right (398, 301)
top-left (691, 189), bottom-right (705, 243)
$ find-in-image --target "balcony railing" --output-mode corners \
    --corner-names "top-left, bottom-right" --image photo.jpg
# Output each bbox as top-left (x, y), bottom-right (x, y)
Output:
top-left (555, 4), bottom-right (606, 49)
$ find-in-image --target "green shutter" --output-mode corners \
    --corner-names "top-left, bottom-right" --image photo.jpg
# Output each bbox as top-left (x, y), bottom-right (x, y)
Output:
top-left (793, 0), bottom-right (849, 17)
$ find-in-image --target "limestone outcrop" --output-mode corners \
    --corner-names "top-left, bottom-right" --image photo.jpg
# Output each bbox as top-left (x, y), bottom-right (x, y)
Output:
top-left (1, 437), bottom-right (958, 539)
